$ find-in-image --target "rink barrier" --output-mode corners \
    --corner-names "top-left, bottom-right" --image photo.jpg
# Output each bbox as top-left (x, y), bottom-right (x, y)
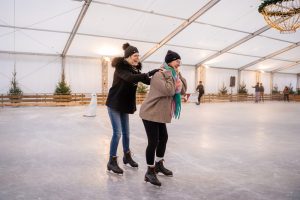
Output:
top-left (0, 93), bottom-right (299, 107)
top-left (0, 93), bottom-right (147, 107)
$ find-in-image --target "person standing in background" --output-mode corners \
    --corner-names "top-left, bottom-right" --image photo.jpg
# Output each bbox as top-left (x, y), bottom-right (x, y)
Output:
top-left (196, 81), bottom-right (204, 105)
top-left (252, 82), bottom-right (260, 103)
top-left (283, 86), bottom-right (290, 102)
top-left (259, 83), bottom-right (264, 102)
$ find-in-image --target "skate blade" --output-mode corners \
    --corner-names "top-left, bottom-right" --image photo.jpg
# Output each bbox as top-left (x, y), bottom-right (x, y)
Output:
top-left (106, 169), bottom-right (123, 176)
top-left (157, 172), bottom-right (173, 177)
top-left (144, 177), bottom-right (161, 187)
top-left (144, 181), bottom-right (161, 187)
top-left (123, 163), bottom-right (138, 169)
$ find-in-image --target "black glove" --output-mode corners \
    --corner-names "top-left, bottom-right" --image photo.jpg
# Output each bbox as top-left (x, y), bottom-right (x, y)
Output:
top-left (147, 69), bottom-right (160, 77)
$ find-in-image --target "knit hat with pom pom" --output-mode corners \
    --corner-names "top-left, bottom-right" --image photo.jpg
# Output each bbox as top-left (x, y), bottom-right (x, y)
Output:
top-left (123, 43), bottom-right (139, 58)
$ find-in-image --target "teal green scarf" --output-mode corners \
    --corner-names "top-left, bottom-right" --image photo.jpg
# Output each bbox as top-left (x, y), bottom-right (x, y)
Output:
top-left (163, 62), bottom-right (181, 119)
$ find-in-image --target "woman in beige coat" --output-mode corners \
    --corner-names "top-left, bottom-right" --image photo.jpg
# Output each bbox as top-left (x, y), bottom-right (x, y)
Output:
top-left (139, 50), bottom-right (187, 186)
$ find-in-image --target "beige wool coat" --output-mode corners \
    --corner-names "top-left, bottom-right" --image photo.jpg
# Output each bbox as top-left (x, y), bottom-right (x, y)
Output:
top-left (139, 70), bottom-right (187, 123)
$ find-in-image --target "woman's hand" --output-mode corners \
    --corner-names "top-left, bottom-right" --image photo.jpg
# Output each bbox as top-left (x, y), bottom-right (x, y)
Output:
top-left (147, 69), bottom-right (161, 77)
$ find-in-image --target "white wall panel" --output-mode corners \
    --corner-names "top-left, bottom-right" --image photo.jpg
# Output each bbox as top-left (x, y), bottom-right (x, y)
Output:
top-left (0, 53), bottom-right (61, 93)
top-left (273, 73), bottom-right (297, 92)
top-left (65, 57), bottom-right (102, 93)
top-left (206, 68), bottom-right (238, 94)
top-left (241, 70), bottom-right (256, 94)
top-left (261, 72), bottom-right (271, 94)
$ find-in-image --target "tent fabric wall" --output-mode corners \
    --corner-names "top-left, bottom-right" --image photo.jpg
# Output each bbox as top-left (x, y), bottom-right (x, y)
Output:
top-left (0, 53), bottom-right (61, 94)
top-left (241, 71), bottom-right (256, 94)
top-left (65, 57), bottom-right (102, 93)
top-left (260, 72), bottom-right (271, 94)
top-left (1, 53), bottom-right (298, 95)
top-left (180, 65), bottom-right (196, 94)
top-left (206, 68), bottom-right (238, 94)
top-left (273, 73), bottom-right (297, 92)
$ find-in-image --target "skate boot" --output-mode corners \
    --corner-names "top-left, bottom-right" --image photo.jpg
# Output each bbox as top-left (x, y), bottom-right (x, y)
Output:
top-left (155, 159), bottom-right (173, 176)
top-left (144, 166), bottom-right (161, 186)
top-left (123, 151), bottom-right (138, 168)
top-left (107, 156), bottom-right (123, 175)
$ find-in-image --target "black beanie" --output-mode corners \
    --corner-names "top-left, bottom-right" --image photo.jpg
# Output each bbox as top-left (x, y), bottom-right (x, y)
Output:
top-left (165, 50), bottom-right (181, 64)
top-left (123, 43), bottom-right (139, 58)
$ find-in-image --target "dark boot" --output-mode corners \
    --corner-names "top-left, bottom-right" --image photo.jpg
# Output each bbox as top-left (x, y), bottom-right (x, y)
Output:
top-left (123, 151), bottom-right (138, 168)
top-left (155, 159), bottom-right (173, 176)
top-left (144, 166), bottom-right (161, 186)
top-left (107, 156), bottom-right (123, 175)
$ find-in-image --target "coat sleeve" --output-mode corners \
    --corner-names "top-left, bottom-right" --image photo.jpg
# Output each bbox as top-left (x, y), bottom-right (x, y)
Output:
top-left (140, 76), bottom-right (151, 85)
top-left (179, 72), bottom-right (187, 95)
top-left (116, 68), bottom-right (150, 83)
top-left (150, 71), bottom-right (175, 97)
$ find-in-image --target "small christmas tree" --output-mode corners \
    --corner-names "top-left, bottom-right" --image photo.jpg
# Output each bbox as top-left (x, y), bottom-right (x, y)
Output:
top-left (8, 71), bottom-right (23, 96)
top-left (219, 82), bottom-right (228, 95)
top-left (136, 82), bottom-right (148, 94)
top-left (288, 83), bottom-right (295, 94)
top-left (54, 73), bottom-right (71, 95)
top-left (238, 82), bottom-right (248, 94)
top-left (272, 84), bottom-right (279, 94)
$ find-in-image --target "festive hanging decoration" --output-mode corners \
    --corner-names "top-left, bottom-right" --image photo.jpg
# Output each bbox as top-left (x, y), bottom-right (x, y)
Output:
top-left (258, 0), bottom-right (300, 33)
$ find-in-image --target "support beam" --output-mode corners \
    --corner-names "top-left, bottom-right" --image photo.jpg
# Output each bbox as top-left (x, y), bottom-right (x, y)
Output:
top-left (62, 0), bottom-right (92, 57)
top-left (272, 61), bottom-right (300, 73)
top-left (237, 70), bottom-right (241, 91)
top-left (0, 50), bottom-right (100, 59)
top-left (61, 56), bottom-right (66, 82)
top-left (238, 42), bottom-right (300, 70)
top-left (101, 57), bottom-right (109, 94)
top-left (140, 0), bottom-right (221, 61)
top-left (92, 1), bottom-right (294, 44)
top-left (256, 71), bottom-right (261, 83)
top-left (0, 24), bottom-right (295, 63)
top-left (270, 72), bottom-right (274, 94)
top-left (199, 65), bottom-right (206, 86)
top-left (297, 74), bottom-right (300, 90)
top-left (196, 25), bottom-right (271, 67)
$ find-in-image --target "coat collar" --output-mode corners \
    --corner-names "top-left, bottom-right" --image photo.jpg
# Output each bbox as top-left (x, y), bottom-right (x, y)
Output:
top-left (111, 57), bottom-right (142, 71)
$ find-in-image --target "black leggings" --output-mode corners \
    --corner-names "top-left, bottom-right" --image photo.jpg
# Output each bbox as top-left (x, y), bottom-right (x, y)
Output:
top-left (142, 119), bottom-right (168, 165)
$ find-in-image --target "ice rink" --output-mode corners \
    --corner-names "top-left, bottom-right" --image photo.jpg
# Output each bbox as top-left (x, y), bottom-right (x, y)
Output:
top-left (1, 102), bottom-right (300, 200)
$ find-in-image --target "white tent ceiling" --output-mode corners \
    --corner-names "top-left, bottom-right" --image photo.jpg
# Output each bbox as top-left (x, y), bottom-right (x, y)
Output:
top-left (0, 0), bottom-right (299, 73)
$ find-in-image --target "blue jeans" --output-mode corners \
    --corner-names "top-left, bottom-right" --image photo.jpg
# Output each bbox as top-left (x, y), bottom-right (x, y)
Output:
top-left (107, 106), bottom-right (130, 157)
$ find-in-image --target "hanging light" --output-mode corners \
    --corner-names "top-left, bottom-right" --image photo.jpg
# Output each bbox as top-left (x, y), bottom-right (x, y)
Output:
top-left (258, 0), bottom-right (300, 33)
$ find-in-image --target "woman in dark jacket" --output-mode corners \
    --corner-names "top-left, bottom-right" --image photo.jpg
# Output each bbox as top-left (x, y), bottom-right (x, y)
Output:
top-left (106, 43), bottom-right (159, 175)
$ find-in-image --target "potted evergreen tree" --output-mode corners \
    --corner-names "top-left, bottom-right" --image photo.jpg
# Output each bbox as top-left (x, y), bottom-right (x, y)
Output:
top-left (54, 73), bottom-right (72, 102)
top-left (288, 83), bottom-right (295, 94)
top-left (271, 84), bottom-right (281, 100)
top-left (136, 82), bottom-right (148, 104)
top-left (219, 82), bottom-right (228, 95)
top-left (238, 82), bottom-right (248, 101)
top-left (272, 84), bottom-right (279, 94)
top-left (8, 71), bottom-right (23, 103)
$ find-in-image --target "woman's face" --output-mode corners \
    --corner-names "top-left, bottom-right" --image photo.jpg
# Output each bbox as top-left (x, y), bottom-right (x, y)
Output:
top-left (127, 53), bottom-right (140, 66)
top-left (169, 59), bottom-right (181, 70)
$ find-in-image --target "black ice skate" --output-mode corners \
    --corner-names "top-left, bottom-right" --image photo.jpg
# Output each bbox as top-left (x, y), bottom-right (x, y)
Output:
top-left (145, 166), bottom-right (161, 187)
top-left (123, 151), bottom-right (138, 168)
top-left (107, 156), bottom-right (123, 175)
top-left (155, 159), bottom-right (173, 177)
